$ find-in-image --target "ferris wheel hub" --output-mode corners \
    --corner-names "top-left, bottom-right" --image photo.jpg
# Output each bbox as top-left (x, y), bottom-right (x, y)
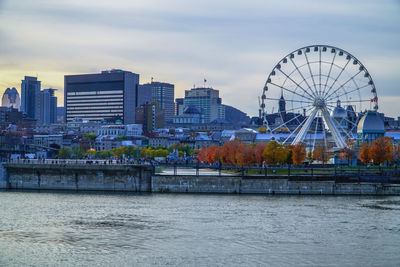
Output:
top-left (313, 97), bottom-right (325, 109)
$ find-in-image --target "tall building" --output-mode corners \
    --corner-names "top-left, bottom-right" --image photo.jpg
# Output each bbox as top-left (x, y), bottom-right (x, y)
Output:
top-left (184, 87), bottom-right (222, 123)
top-left (137, 84), bottom-right (152, 107)
top-left (175, 98), bottom-right (184, 115)
top-left (135, 102), bottom-right (165, 133)
top-left (21, 76), bottom-right (41, 120)
top-left (40, 88), bottom-right (57, 125)
top-left (2, 87), bottom-right (21, 110)
top-left (64, 69), bottom-right (139, 123)
top-left (142, 82), bottom-right (174, 123)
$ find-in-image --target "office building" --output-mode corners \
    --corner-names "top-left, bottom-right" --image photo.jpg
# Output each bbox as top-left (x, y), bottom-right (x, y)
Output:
top-left (40, 88), bottom-right (57, 125)
top-left (64, 69), bottom-right (139, 123)
top-left (175, 98), bottom-right (184, 115)
top-left (142, 82), bottom-right (174, 123)
top-left (21, 76), bottom-right (41, 120)
top-left (135, 102), bottom-right (165, 133)
top-left (137, 84), bottom-right (153, 107)
top-left (2, 87), bottom-right (21, 110)
top-left (184, 87), bottom-right (222, 123)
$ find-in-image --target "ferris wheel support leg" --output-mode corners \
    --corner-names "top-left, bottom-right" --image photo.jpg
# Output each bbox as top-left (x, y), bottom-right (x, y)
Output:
top-left (292, 108), bottom-right (318, 145)
top-left (321, 108), bottom-right (346, 149)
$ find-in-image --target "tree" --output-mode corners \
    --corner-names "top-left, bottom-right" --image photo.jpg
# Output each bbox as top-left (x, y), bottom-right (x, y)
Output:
top-left (369, 136), bottom-right (393, 165)
top-left (84, 133), bottom-right (97, 149)
top-left (254, 143), bottom-right (267, 165)
top-left (292, 143), bottom-right (306, 165)
top-left (206, 145), bottom-right (219, 163)
top-left (220, 139), bottom-right (242, 165)
top-left (340, 139), bottom-right (356, 165)
top-left (236, 144), bottom-right (255, 166)
top-left (263, 141), bottom-right (283, 164)
top-left (358, 142), bottom-right (370, 164)
top-left (313, 145), bottom-right (330, 164)
top-left (57, 148), bottom-right (71, 159)
top-left (198, 147), bottom-right (207, 163)
top-left (307, 151), bottom-right (314, 164)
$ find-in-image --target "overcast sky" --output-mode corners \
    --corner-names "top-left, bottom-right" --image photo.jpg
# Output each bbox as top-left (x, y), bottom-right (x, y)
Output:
top-left (0, 0), bottom-right (399, 117)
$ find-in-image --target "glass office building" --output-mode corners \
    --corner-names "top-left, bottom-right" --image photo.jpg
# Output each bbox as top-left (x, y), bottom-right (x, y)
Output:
top-left (64, 70), bottom-right (139, 123)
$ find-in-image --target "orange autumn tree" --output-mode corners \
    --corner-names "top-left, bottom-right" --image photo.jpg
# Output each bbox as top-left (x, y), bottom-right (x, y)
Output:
top-left (220, 139), bottom-right (242, 165)
top-left (236, 144), bottom-right (255, 166)
top-left (358, 142), bottom-right (370, 164)
top-left (369, 136), bottom-right (393, 165)
top-left (292, 142), bottom-right (306, 165)
top-left (198, 147), bottom-right (207, 163)
top-left (254, 143), bottom-right (267, 165)
top-left (206, 145), bottom-right (220, 164)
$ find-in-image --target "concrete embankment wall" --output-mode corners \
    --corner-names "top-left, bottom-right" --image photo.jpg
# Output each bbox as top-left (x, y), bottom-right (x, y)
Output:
top-left (1, 163), bottom-right (153, 192)
top-left (152, 175), bottom-right (400, 195)
top-left (2, 163), bottom-right (400, 195)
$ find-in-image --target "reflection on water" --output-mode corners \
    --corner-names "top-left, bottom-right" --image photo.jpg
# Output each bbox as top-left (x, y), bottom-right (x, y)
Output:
top-left (0, 192), bottom-right (400, 266)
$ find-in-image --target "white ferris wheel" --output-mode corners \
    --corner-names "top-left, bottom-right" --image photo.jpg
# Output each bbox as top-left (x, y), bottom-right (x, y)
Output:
top-left (260, 45), bottom-right (378, 150)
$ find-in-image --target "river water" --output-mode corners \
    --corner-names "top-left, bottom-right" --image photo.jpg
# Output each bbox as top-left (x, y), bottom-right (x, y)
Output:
top-left (0, 192), bottom-right (399, 266)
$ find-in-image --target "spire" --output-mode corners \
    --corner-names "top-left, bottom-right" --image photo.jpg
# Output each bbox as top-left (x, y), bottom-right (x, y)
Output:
top-left (280, 88), bottom-right (284, 99)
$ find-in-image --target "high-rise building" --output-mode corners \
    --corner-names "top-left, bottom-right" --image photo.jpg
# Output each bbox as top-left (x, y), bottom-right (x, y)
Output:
top-left (2, 87), bottom-right (21, 110)
top-left (21, 76), bottom-right (41, 120)
top-left (40, 88), bottom-right (57, 125)
top-left (135, 102), bottom-right (165, 133)
top-left (184, 87), bottom-right (222, 123)
top-left (64, 69), bottom-right (139, 123)
top-left (175, 98), bottom-right (184, 115)
top-left (142, 82), bottom-right (174, 123)
top-left (137, 84), bottom-right (153, 107)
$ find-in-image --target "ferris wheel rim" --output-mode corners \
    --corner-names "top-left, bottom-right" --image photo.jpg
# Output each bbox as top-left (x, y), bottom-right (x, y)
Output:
top-left (260, 44), bottom-right (379, 150)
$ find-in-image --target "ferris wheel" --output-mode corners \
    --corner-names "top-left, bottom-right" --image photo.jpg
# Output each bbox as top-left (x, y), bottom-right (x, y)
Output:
top-left (260, 45), bottom-right (378, 150)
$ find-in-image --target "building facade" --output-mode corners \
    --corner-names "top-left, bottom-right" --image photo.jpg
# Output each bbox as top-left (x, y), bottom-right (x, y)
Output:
top-left (184, 87), bottom-right (222, 123)
top-left (21, 76), bottom-right (41, 120)
top-left (40, 88), bottom-right (57, 125)
top-left (64, 69), bottom-right (139, 123)
top-left (144, 82), bottom-right (174, 123)
top-left (135, 102), bottom-right (165, 133)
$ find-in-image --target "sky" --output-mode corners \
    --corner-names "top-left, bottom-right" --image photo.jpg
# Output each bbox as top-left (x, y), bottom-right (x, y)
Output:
top-left (0, 0), bottom-right (399, 117)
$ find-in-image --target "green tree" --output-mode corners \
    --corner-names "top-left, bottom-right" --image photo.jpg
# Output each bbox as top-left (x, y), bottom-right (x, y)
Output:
top-left (58, 148), bottom-right (72, 159)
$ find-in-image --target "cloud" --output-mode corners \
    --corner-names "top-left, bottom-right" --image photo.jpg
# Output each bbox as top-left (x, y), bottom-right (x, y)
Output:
top-left (0, 0), bottom-right (399, 117)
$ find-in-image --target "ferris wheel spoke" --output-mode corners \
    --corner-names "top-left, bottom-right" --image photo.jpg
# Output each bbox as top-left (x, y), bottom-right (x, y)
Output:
top-left (264, 97), bottom-right (312, 104)
top-left (270, 106), bottom-right (315, 133)
top-left (325, 70), bottom-right (363, 101)
top-left (284, 103), bottom-right (314, 114)
top-left (325, 104), bottom-right (359, 128)
top-left (276, 68), bottom-right (316, 99)
top-left (283, 116), bottom-right (308, 145)
top-left (268, 82), bottom-right (314, 102)
top-left (322, 52), bottom-right (337, 97)
top-left (303, 52), bottom-right (319, 96)
top-left (319, 49), bottom-right (322, 95)
top-left (323, 58), bottom-right (351, 98)
top-left (325, 84), bottom-right (371, 103)
top-left (288, 57), bottom-right (317, 98)
top-left (325, 98), bottom-right (371, 105)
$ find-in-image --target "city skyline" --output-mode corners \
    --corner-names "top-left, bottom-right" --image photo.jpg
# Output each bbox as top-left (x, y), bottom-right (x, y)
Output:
top-left (0, 0), bottom-right (399, 117)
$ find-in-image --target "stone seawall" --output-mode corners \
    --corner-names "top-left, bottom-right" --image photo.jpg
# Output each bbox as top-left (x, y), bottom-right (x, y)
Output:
top-left (2, 163), bottom-right (400, 195)
top-left (1, 163), bottom-right (153, 192)
top-left (152, 175), bottom-right (400, 195)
